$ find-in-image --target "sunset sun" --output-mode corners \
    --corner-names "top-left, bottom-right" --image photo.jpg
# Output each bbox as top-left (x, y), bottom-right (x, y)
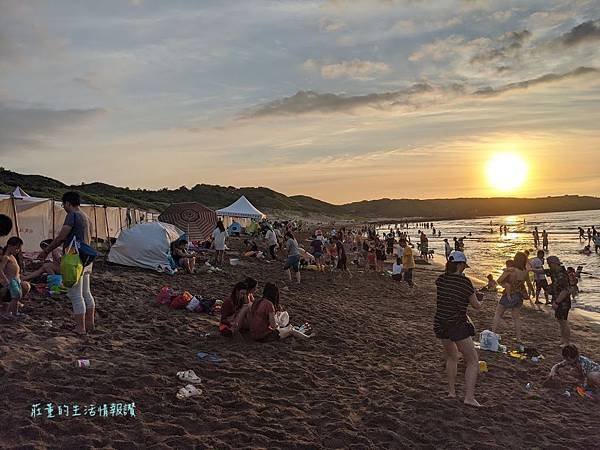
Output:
top-left (486, 153), bottom-right (528, 193)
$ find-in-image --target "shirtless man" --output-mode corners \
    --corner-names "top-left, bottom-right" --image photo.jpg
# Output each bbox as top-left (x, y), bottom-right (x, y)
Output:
top-left (1, 237), bottom-right (31, 318)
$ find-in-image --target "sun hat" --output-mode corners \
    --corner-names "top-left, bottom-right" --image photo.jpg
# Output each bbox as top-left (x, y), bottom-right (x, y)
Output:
top-left (449, 250), bottom-right (469, 267)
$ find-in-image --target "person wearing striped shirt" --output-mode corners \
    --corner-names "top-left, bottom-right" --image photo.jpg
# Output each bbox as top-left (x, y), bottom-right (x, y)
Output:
top-left (434, 251), bottom-right (483, 407)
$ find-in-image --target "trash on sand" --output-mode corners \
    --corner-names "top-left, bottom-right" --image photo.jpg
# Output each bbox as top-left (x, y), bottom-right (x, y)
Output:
top-left (196, 352), bottom-right (223, 363)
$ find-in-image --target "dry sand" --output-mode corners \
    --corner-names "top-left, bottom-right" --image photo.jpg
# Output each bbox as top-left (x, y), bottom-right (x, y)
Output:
top-left (1, 237), bottom-right (600, 449)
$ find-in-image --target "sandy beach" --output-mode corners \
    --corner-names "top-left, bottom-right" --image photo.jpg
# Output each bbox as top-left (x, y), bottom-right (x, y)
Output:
top-left (1, 237), bottom-right (600, 449)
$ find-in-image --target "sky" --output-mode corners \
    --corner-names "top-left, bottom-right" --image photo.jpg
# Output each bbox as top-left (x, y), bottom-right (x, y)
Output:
top-left (0, 0), bottom-right (599, 204)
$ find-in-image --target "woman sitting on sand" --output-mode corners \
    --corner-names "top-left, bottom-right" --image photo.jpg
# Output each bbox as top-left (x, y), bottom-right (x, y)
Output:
top-left (547, 344), bottom-right (600, 390)
top-left (219, 281), bottom-right (250, 336)
top-left (491, 252), bottom-right (532, 343)
top-left (245, 277), bottom-right (257, 305)
top-left (248, 283), bottom-right (292, 342)
top-left (434, 251), bottom-right (483, 407)
top-left (170, 240), bottom-right (196, 274)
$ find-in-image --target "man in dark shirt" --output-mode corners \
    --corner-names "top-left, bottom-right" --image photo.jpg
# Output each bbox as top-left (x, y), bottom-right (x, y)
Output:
top-left (547, 255), bottom-right (571, 345)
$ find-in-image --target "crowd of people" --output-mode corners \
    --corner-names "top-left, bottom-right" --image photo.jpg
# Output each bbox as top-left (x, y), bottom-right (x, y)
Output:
top-left (2, 200), bottom-right (599, 409)
top-left (433, 223), bottom-right (600, 407)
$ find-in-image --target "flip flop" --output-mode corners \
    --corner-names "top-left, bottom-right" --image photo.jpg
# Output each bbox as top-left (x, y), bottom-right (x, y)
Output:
top-left (197, 352), bottom-right (224, 363)
top-left (177, 370), bottom-right (202, 385)
top-left (176, 384), bottom-right (202, 400)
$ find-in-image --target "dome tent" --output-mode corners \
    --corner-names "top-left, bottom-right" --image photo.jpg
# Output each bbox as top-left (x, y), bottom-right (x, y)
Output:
top-left (158, 202), bottom-right (217, 242)
top-left (108, 222), bottom-right (184, 272)
top-left (227, 221), bottom-right (243, 236)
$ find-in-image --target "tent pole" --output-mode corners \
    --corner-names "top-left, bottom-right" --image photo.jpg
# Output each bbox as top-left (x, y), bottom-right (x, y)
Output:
top-left (93, 205), bottom-right (99, 245)
top-left (51, 198), bottom-right (56, 239)
top-left (10, 194), bottom-right (20, 238)
top-left (104, 206), bottom-right (111, 247)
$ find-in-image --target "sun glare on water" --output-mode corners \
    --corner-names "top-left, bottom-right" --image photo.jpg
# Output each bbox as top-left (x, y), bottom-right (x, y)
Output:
top-left (486, 153), bottom-right (528, 193)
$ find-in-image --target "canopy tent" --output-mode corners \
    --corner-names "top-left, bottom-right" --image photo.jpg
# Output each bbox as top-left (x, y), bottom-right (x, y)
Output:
top-left (158, 202), bottom-right (216, 242)
top-left (107, 222), bottom-right (184, 272)
top-left (12, 187), bottom-right (30, 198)
top-left (0, 186), bottom-right (159, 254)
top-left (216, 195), bottom-right (265, 228)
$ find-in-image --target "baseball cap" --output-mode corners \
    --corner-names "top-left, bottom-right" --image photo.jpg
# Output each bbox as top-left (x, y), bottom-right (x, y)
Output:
top-left (547, 255), bottom-right (561, 265)
top-left (449, 250), bottom-right (469, 267)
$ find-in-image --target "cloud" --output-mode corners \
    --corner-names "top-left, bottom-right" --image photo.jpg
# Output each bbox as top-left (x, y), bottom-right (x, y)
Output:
top-left (244, 66), bottom-right (598, 118)
top-left (0, 103), bottom-right (106, 152)
top-left (469, 30), bottom-right (531, 64)
top-left (317, 59), bottom-right (392, 80)
top-left (473, 66), bottom-right (598, 96)
top-left (319, 17), bottom-right (345, 32)
top-left (242, 83), bottom-right (442, 117)
top-left (557, 19), bottom-right (600, 47)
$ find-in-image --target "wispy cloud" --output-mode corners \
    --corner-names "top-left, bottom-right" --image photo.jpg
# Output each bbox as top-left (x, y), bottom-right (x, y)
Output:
top-left (556, 19), bottom-right (600, 47)
top-left (243, 66), bottom-right (598, 118)
top-left (303, 58), bottom-right (392, 80)
top-left (473, 66), bottom-right (599, 96)
top-left (0, 103), bottom-right (106, 153)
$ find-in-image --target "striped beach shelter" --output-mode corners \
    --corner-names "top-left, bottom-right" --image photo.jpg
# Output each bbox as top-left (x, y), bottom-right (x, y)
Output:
top-left (158, 202), bottom-right (217, 242)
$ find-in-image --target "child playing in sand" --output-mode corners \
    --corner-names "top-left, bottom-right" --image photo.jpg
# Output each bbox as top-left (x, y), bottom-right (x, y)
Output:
top-left (480, 274), bottom-right (498, 292)
top-left (1, 237), bottom-right (31, 319)
top-left (548, 344), bottom-right (600, 390)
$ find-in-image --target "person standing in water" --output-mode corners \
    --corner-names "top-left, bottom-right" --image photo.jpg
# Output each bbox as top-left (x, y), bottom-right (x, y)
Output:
top-left (444, 239), bottom-right (452, 261)
top-left (542, 230), bottom-right (549, 251)
top-left (533, 227), bottom-right (540, 248)
top-left (434, 251), bottom-right (483, 407)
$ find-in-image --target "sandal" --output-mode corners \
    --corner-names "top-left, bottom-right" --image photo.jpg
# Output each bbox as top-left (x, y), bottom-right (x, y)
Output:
top-left (176, 384), bottom-right (202, 400)
top-left (177, 370), bottom-right (202, 385)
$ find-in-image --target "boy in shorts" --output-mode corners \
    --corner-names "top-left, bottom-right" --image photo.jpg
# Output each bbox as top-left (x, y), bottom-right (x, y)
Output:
top-left (1, 237), bottom-right (31, 318)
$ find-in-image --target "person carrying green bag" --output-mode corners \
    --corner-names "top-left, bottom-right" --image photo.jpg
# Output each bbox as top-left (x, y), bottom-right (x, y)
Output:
top-left (40, 192), bottom-right (95, 336)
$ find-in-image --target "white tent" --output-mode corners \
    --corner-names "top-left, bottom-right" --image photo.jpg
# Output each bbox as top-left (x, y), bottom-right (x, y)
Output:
top-left (107, 222), bottom-right (184, 272)
top-left (12, 187), bottom-right (30, 198)
top-left (216, 195), bottom-right (265, 227)
top-left (0, 186), bottom-right (158, 254)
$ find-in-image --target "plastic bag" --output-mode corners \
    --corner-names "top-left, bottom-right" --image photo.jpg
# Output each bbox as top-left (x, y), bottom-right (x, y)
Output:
top-left (479, 329), bottom-right (500, 352)
top-left (60, 252), bottom-right (83, 288)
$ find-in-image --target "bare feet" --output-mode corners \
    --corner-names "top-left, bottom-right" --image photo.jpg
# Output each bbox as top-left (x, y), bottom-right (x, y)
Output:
top-left (464, 398), bottom-right (482, 407)
top-left (447, 393), bottom-right (457, 399)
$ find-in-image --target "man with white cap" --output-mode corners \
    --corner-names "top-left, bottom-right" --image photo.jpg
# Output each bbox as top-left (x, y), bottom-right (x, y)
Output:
top-left (547, 255), bottom-right (571, 345)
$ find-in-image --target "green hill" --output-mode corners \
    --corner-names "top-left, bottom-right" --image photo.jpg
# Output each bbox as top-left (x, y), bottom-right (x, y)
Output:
top-left (1, 168), bottom-right (599, 220)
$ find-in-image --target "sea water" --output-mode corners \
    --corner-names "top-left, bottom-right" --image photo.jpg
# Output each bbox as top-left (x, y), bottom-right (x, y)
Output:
top-left (379, 209), bottom-right (600, 313)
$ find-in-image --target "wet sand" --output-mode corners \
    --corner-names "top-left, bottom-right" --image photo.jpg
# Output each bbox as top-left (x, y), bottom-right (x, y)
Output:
top-left (1, 238), bottom-right (600, 449)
